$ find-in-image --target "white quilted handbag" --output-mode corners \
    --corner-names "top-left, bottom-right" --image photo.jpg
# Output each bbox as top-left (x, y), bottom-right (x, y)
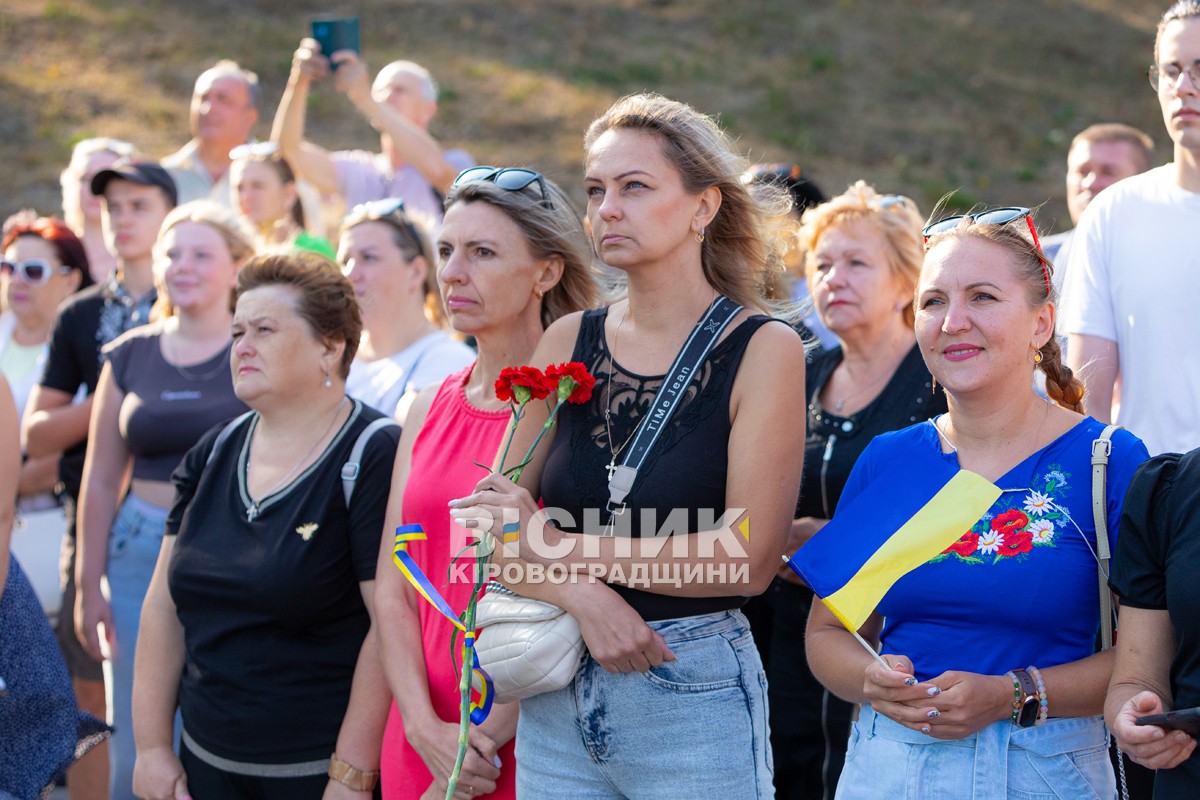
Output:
top-left (473, 580), bottom-right (585, 703)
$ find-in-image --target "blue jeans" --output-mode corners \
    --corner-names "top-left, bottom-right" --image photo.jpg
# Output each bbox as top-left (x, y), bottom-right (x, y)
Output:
top-left (103, 493), bottom-right (169, 800)
top-left (836, 705), bottom-right (1115, 800)
top-left (515, 609), bottom-right (773, 799)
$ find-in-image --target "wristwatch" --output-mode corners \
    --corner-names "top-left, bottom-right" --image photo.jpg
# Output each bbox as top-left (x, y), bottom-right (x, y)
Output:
top-left (328, 753), bottom-right (380, 792)
top-left (1010, 669), bottom-right (1040, 728)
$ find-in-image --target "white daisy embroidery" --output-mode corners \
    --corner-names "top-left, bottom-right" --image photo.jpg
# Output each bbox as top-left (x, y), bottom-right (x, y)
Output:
top-left (978, 531), bottom-right (1003, 555)
top-left (1023, 491), bottom-right (1053, 516)
top-left (1028, 519), bottom-right (1055, 544)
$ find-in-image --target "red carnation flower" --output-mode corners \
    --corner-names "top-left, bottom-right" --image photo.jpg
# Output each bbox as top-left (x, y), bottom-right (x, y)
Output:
top-left (995, 530), bottom-right (1034, 558)
top-left (494, 366), bottom-right (552, 404)
top-left (943, 531), bottom-right (980, 557)
top-left (990, 509), bottom-right (1029, 536)
top-left (545, 361), bottom-right (596, 404)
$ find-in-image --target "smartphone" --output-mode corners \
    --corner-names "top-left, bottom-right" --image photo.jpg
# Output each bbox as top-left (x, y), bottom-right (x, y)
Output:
top-left (310, 15), bottom-right (360, 67)
top-left (1134, 706), bottom-right (1200, 736)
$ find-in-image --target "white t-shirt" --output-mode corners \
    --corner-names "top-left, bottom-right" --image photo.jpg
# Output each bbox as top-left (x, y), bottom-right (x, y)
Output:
top-left (345, 330), bottom-right (475, 421)
top-left (1061, 164), bottom-right (1200, 455)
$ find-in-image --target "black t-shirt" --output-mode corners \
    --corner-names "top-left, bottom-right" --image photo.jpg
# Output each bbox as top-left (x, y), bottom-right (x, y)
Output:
top-left (1110, 449), bottom-right (1200, 800)
top-left (166, 399), bottom-right (399, 765)
top-left (39, 277), bottom-right (156, 498)
top-left (540, 307), bottom-right (786, 622)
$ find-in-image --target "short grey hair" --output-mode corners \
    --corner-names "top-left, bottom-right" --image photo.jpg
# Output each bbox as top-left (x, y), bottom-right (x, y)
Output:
top-left (372, 60), bottom-right (438, 102)
top-left (196, 59), bottom-right (260, 110)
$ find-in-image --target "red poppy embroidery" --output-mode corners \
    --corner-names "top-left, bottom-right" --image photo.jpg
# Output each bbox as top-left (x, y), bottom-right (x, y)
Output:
top-left (943, 531), bottom-right (980, 557)
top-left (995, 530), bottom-right (1034, 558)
top-left (990, 509), bottom-right (1029, 535)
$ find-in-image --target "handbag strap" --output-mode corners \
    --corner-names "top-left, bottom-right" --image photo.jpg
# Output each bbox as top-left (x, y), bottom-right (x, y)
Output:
top-left (1092, 424), bottom-right (1119, 651)
top-left (607, 296), bottom-right (743, 513)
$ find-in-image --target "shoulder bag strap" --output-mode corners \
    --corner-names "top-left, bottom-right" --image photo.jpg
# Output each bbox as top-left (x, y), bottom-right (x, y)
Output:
top-left (205, 411), bottom-right (255, 468)
top-left (607, 296), bottom-right (743, 514)
top-left (1092, 424), bottom-right (1120, 651)
top-left (342, 417), bottom-right (401, 507)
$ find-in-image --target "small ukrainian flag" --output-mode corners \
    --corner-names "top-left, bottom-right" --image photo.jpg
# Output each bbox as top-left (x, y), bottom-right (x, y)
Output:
top-left (787, 457), bottom-right (1001, 632)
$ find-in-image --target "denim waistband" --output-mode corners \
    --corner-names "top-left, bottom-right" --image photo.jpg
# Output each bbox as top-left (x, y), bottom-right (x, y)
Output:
top-left (863, 704), bottom-right (1107, 756)
top-left (647, 609), bottom-right (749, 642)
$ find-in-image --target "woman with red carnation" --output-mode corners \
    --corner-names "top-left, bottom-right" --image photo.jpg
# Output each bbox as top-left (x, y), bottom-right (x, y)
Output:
top-left (373, 168), bottom-right (599, 798)
top-left (448, 94), bottom-right (807, 797)
top-left (805, 210), bottom-right (1149, 797)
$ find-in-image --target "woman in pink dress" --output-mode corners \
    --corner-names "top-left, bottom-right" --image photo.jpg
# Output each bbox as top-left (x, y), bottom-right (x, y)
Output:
top-left (374, 167), bottom-right (600, 798)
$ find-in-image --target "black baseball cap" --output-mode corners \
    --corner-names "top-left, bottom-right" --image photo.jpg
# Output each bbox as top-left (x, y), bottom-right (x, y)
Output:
top-left (90, 159), bottom-right (179, 207)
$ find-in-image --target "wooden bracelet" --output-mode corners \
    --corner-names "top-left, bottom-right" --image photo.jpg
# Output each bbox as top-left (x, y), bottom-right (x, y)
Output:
top-left (328, 753), bottom-right (380, 792)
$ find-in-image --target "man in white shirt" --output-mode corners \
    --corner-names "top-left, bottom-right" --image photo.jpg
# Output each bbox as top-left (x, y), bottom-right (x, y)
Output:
top-left (161, 60), bottom-right (259, 206)
top-left (1062, 1), bottom-right (1200, 455)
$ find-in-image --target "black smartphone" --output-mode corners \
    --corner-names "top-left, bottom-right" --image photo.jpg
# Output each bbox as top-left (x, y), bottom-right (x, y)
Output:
top-left (1134, 706), bottom-right (1200, 736)
top-left (310, 15), bottom-right (360, 67)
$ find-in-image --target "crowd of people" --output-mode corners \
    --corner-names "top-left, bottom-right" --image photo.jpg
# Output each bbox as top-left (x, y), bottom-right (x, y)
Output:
top-left (2, 2), bottom-right (1199, 799)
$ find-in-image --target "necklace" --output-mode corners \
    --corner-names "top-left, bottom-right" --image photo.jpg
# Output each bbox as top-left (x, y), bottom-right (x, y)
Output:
top-left (164, 329), bottom-right (230, 383)
top-left (933, 400), bottom-right (1052, 458)
top-left (245, 397), bottom-right (348, 521)
top-left (602, 308), bottom-right (639, 481)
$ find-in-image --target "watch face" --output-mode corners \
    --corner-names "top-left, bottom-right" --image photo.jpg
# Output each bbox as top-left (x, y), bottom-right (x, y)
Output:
top-left (1018, 697), bottom-right (1040, 728)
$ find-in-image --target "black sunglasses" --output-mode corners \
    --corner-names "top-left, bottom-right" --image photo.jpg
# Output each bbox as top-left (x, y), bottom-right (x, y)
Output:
top-left (452, 166), bottom-right (552, 208)
top-left (0, 259), bottom-right (73, 286)
top-left (922, 206), bottom-right (1051, 294)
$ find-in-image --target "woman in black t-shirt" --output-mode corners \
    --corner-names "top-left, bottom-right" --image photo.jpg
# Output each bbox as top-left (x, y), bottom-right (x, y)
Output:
top-left (132, 253), bottom-right (399, 800)
top-left (740, 181), bottom-right (944, 799)
top-left (451, 94), bottom-right (806, 798)
top-left (1107, 448), bottom-right (1200, 798)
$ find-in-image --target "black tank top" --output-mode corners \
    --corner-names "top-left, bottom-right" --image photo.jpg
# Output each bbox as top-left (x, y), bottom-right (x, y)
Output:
top-left (540, 306), bottom-right (775, 621)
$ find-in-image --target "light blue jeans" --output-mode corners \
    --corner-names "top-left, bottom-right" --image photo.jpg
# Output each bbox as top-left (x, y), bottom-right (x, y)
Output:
top-left (103, 493), bottom-right (169, 800)
top-left (515, 609), bottom-right (773, 799)
top-left (836, 705), bottom-right (1115, 800)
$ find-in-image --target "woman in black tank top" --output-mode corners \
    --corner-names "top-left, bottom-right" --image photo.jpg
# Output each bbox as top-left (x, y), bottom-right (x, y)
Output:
top-left (451, 94), bottom-right (806, 799)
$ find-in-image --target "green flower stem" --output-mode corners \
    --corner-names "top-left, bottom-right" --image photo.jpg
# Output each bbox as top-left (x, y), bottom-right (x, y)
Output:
top-left (446, 549), bottom-right (490, 798)
top-left (506, 397), bottom-right (566, 484)
top-left (495, 403), bottom-right (527, 480)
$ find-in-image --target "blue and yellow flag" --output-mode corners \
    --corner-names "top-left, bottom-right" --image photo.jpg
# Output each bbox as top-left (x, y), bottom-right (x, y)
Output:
top-left (787, 459), bottom-right (1001, 632)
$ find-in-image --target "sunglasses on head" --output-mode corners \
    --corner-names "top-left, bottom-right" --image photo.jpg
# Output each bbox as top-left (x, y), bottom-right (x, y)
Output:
top-left (922, 206), bottom-right (1051, 294)
top-left (875, 194), bottom-right (916, 212)
top-left (344, 198), bottom-right (423, 258)
top-left (229, 141), bottom-right (281, 160)
top-left (0, 259), bottom-right (73, 286)
top-left (452, 166), bottom-right (552, 208)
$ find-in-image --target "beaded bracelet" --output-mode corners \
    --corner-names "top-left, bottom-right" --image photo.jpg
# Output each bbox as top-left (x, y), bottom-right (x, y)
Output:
top-left (1004, 671), bottom-right (1022, 724)
top-left (1026, 664), bottom-right (1049, 725)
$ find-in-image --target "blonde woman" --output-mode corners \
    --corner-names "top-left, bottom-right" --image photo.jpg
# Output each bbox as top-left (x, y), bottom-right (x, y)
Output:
top-left (60, 137), bottom-right (137, 283)
top-left (75, 201), bottom-right (253, 799)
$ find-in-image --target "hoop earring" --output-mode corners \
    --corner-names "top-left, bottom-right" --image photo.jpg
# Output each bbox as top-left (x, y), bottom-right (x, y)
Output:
top-left (931, 375), bottom-right (937, 395)
top-left (1033, 350), bottom-right (1043, 365)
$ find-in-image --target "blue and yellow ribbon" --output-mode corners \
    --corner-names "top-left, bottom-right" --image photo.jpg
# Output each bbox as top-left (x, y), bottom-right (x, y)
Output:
top-left (393, 523), bottom-right (494, 724)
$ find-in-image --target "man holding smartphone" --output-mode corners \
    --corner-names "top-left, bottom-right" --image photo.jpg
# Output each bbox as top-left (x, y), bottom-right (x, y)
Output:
top-left (272, 35), bottom-right (473, 222)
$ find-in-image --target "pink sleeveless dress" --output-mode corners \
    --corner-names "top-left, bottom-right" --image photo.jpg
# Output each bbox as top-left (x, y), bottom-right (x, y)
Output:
top-left (380, 365), bottom-right (517, 798)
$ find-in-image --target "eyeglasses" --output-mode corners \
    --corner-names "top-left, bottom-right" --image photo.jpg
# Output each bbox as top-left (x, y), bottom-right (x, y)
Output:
top-left (922, 207), bottom-right (1051, 294)
top-left (229, 141), bottom-right (281, 160)
top-left (452, 166), bottom-right (552, 208)
top-left (1148, 62), bottom-right (1200, 93)
top-left (343, 198), bottom-right (423, 258)
top-left (0, 259), bottom-right (73, 285)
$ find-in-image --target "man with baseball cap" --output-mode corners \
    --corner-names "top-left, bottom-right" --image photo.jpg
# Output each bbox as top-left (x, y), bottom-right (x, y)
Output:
top-left (22, 157), bottom-right (176, 800)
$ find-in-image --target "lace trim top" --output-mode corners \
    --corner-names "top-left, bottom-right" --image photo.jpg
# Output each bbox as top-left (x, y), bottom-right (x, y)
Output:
top-left (540, 306), bottom-right (777, 621)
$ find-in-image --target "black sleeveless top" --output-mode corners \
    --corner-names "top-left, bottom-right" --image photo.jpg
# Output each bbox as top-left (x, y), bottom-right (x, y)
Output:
top-left (540, 306), bottom-right (778, 621)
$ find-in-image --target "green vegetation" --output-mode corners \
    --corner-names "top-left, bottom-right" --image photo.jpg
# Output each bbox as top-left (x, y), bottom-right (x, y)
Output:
top-left (0, 0), bottom-right (1168, 233)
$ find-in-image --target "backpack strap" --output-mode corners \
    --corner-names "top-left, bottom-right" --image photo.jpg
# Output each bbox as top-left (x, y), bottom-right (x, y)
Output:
top-left (205, 411), bottom-right (255, 467)
top-left (1092, 424), bottom-right (1120, 651)
top-left (341, 417), bottom-right (401, 507)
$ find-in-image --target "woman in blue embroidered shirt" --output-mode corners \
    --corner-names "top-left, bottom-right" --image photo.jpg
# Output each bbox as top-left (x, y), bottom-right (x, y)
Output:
top-left (806, 211), bottom-right (1149, 798)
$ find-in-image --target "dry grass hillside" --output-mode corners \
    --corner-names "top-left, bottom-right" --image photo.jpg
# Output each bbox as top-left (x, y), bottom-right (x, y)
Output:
top-left (0, 0), bottom-right (1171, 233)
